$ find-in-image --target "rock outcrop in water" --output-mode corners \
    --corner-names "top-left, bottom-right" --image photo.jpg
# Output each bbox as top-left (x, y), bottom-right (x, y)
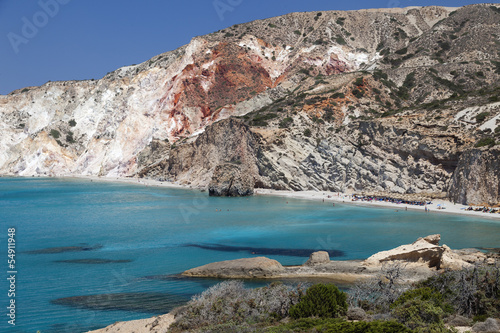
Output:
top-left (1, 4), bottom-right (500, 202)
top-left (181, 235), bottom-right (497, 281)
top-left (182, 257), bottom-right (285, 279)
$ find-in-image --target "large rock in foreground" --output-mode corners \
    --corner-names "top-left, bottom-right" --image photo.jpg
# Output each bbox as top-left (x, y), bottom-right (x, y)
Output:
top-left (364, 234), bottom-right (474, 270)
top-left (182, 257), bottom-right (285, 279)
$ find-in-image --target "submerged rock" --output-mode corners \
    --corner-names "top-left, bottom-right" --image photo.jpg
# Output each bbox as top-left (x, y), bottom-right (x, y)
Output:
top-left (182, 257), bottom-right (285, 279)
top-left (54, 259), bottom-right (132, 264)
top-left (183, 243), bottom-right (344, 258)
top-left (26, 244), bottom-right (103, 254)
top-left (52, 292), bottom-right (189, 313)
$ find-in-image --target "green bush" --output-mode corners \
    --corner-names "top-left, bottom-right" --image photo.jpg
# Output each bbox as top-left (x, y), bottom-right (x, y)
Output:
top-left (68, 119), bottom-right (77, 127)
top-left (331, 92), bottom-right (345, 99)
top-left (476, 112), bottom-right (490, 123)
top-left (289, 284), bottom-right (347, 319)
top-left (303, 128), bottom-right (312, 138)
top-left (50, 129), bottom-right (61, 139)
top-left (66, 132), bottom-right (75, 143)
top-left (271, 318), bottom-right (412, 333)
top-left (352, 89), bottom-right (364, 98)
top-left (395, 47), bottom-right (408, 55)
top-left (336, 36), bottom-right (347, 45)
top-left (495, 126), bottom-right (500, 134)
top-left (279, 117), bottom-right (294, 128)
top-left (391, 287), bottom-right (451, 330)
top-left (475, 137), bottom-right (496, 148)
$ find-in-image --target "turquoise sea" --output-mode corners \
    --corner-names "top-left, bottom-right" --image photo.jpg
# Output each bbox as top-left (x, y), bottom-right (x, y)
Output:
top-left (1, 177), bottom-right (499, 333)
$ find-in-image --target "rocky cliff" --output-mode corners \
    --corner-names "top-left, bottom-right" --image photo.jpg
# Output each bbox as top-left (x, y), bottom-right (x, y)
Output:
top-left (1, 4), bottom-right (500, 202)
top-left (449, 147), bottom-right (500, 205)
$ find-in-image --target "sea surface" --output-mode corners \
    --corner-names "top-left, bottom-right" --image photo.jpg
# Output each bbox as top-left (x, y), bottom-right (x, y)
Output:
top-left (0, 177), bottom-right (499, 333)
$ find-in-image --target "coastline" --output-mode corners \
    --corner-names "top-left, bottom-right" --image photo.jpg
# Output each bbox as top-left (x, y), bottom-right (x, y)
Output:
top-left (77, 176), bottom-right (500, 220)
top-left (254, 188), bottom-right (500, 221)
top-left (4, 174), bottom-right (500, 220)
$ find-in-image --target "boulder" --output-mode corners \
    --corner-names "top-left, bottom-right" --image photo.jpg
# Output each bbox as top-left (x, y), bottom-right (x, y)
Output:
top-left (472, 318), bottom-right (500, 332)
top-left (347, 307), bottom-right (368, 321)
top-left (447, 315), bottom-right (472, 327)
top-left (440, 245), bottom-right (474, 270)
top-left (422, 234), bottom-right (441, 245)
top-left (182, 257), bottom-right (285, 279)
top-left (364, 235), bottom-right (445, 269)
top-left (305, 251), bottom-right (330, 266)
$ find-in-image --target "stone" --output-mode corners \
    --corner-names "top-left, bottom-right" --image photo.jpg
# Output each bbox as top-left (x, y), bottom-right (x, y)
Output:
top-left (447, 315), bottom-right (471, 327)
top-left (364, 236), bottom-right (445, 269)
top-left (472, 318), bottom-right (500, 332)
top-left (486, 258), bottom-right (496, 265)
top-left (305, 251), bottom-right (330, 266)
top-left (182, 257), bottom-right (285, 279)
top-left (363, 235), bottom-right (488, 270)
top-left (422, 234), bottom-right (441, 245)
top-left (347, 307), bottom-right (368, 321)
top-left (440, 245), bottom-right (473, 270)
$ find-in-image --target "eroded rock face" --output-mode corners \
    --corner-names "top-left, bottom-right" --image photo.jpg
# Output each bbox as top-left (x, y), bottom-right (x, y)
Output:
top-left (449, 147), bottom-right (500, 205)
top-left (182, 257), bottom-right (285, 279)
top-left (208, 163), bottom-right (254, 196)
top-left (167, 118), bottom-right (260, 194)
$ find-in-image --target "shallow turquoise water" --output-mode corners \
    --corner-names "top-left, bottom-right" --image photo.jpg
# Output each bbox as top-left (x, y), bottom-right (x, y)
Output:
top-left (0, 177), bottom-right (499, 332)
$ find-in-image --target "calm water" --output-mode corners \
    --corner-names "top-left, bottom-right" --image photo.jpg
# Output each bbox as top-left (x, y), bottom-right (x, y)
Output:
top-left (0, 177), bottom-right (499, 333)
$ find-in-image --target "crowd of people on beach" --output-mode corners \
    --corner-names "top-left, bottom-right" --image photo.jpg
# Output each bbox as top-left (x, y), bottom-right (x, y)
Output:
top-left (465, 206), bottom-right (500, 214)
top-left (351, 195), bottom-right (432, 207)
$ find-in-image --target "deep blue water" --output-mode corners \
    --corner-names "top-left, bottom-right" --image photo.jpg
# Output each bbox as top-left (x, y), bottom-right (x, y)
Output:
top-left (0, 177), bottom-right (499, 333)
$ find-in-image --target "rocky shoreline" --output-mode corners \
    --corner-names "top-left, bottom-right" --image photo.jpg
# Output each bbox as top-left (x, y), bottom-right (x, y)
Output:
top-left (88, 234), bottom-right (498, 333)
top-left (182, 234), bottom-right (497, 284)
top-left (40, 175), bottom-right (500, 220)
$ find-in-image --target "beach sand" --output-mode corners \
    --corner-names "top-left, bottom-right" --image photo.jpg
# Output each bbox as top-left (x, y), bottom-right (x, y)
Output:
top-left (254, 188), bottom-right (500, 220)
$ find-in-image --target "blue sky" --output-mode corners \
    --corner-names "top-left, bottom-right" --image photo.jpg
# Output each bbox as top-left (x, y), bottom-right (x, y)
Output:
top-left (0, 0), bottom-right (489, 94)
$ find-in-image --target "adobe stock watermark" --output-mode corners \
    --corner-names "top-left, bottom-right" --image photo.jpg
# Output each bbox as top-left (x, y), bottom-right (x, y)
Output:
top-left (7, 0), bottom-right (72, 54)
top-left (213, 0), bottom-right (243, 21)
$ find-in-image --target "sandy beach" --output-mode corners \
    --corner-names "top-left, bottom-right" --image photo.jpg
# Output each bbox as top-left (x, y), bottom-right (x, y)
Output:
top-left (60, 175), bottom-right (500, 220)
top-left (254, 188), bottom-right (500, 220)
